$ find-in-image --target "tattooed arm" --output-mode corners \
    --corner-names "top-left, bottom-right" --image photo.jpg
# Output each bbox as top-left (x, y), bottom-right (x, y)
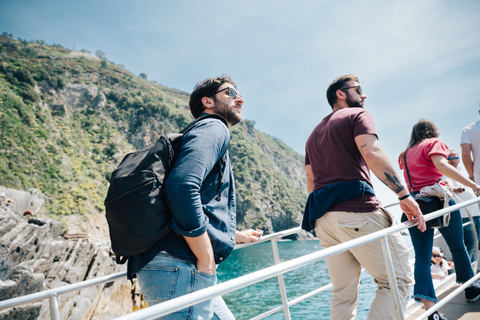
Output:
top-left (355, 134), bottom-right (426, 232)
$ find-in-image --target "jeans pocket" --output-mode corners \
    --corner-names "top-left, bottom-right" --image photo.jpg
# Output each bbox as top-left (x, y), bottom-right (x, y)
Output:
top-left (194, 271), bottom-right (217, 291)
top-left (137, 265), bottom-right (179, 303)
top-left (337, 220), bottom-right (369, 229)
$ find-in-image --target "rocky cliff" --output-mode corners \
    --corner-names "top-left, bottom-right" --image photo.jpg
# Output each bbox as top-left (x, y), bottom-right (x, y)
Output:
top-left (0, 203), bottom-right (135, 320)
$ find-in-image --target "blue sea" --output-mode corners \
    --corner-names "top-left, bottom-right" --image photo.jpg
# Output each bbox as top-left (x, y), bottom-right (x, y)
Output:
top-left (216, 240), bottom-right (378, 320)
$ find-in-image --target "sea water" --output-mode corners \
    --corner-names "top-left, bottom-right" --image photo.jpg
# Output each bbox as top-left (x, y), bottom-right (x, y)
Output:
top-left (217, 240), bottom-right (377, 320)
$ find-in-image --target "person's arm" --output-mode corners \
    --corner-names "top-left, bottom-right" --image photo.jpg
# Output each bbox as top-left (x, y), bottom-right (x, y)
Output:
top-left (444, 179), bottom-right (464, 193)
top-left (165, 120), bottom-right (230, 272)
top-left (184, 232), bottom-right (215, 274)
top-left (355, 134), bottom-right (426, 231)
top-left (431, 154), bottom-right (480, 193)
top-left (305, 164), bottom-right (314, 194)
top-left (236, 229), bottom-right (263, 243)
top-left (461, 143), bottom-right (475, 181)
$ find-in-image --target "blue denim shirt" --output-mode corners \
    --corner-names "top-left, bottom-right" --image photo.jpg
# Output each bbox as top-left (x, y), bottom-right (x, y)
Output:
top-left (302, 180), bottom-right (376, 231)
top-left (128, 115), bottom-right (237, 279)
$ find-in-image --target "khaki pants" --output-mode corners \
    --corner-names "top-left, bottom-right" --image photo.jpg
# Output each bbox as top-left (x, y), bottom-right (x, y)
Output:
top-left (315, 209), bottom-right (413, 320)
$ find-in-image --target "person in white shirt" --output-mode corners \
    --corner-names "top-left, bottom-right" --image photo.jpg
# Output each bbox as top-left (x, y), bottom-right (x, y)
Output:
top-left (461, 107), bottom-right (480, 183)
top-left (443, 150), bottom-right (480, 262)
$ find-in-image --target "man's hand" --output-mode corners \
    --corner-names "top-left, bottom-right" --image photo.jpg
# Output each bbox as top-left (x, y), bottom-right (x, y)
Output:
top-left (400, 196), bottom-right (426, 232)
top-left (195, 257), bottom-right (216, 275)
top-left (184, 232), bottom-right (216, 274)
top-left (444, 180), bottom-right (464, 193)
top-left (236, 229), bottom-right (263, 243)
top-left (453, 186), bottom-right (465, 193)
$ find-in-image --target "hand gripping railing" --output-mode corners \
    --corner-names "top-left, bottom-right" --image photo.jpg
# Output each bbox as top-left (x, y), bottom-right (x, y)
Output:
top-left (1, 196), bottom-right (479, 320)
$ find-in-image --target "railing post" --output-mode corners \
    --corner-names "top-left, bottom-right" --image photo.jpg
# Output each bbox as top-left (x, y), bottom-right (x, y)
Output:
top-left (271, 238), bottom-right (291, 320)
top-left (380, 235), bottom-right (404, 320)
top-left (49, 293), bottom-right (61, 320)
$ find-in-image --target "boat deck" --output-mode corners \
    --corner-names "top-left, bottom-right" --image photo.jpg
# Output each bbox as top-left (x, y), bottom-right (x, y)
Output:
top-left (406, 283), bottom-right (480, 320)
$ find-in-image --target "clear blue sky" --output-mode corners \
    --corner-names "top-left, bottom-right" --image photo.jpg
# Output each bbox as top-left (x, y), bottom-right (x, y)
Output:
top-left (1, 0), bottom-right (480, 213)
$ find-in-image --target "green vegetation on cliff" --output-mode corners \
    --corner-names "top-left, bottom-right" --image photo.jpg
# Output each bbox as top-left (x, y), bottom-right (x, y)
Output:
top-left (0, 34), bottom-right (307, 234)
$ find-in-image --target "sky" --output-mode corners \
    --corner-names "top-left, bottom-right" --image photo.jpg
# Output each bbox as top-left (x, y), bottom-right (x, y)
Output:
top-left (1, 0), bottom-right (480, 216)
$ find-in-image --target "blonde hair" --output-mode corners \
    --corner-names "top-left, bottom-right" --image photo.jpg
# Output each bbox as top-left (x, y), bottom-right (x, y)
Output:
top-left (432, 246), bottom-right (442, 256)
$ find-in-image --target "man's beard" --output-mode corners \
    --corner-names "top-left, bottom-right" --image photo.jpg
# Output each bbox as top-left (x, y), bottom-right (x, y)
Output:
top-left (346, 93), bottom-right (363, 108)
top-left (213, 98), bottom-right (242, 126)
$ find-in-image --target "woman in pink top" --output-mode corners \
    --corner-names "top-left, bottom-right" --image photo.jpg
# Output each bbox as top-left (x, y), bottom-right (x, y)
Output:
top-left (399, 119), bottom-right (480, 320)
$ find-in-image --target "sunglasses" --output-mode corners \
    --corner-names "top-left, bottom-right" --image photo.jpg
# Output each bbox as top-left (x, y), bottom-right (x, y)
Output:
top-left (215, 87), bottom-right (241, 100)
top-left (340, 86), bottom-right (363, 95)
top-left (432, 254), bottom-right (442, 258)
top-left (447, 156), bottom-right (459, 160)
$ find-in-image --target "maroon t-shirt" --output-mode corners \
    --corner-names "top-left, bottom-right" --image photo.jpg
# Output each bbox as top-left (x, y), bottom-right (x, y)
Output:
top-left (305, 108), bottom-right (381, 212)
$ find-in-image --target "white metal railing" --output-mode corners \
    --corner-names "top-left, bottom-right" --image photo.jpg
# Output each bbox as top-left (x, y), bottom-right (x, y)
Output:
top-left (0, 271), bottom-right (127, 319)
top-left (1, 197), bottom-right (480, 320)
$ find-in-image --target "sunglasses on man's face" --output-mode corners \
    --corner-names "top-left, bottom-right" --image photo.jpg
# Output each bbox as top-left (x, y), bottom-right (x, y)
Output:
top-left (432, 254), bottom-right (442, 258)
top-left (340, 85), bottom-right (363, 95)
top-left (447, 156), bottom-right (459, 160)
top-left (215, 87), bottom-right (241, 100)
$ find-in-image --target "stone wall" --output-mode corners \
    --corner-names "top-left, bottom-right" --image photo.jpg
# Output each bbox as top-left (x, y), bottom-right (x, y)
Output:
top-left (0, 186), bottom-right (45, 217)
top-left (0, 204), bottom-right (135, 320)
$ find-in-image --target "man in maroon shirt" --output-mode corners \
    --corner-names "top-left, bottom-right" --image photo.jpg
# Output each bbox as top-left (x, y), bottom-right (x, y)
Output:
top-left (303, 74), bottom-right (426, 319)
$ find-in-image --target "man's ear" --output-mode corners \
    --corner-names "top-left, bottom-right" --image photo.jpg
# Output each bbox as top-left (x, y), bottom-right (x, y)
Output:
top-left (336, 89), bottom-right (346, 102)
top-left (202, 96), bottom-right (214, 110)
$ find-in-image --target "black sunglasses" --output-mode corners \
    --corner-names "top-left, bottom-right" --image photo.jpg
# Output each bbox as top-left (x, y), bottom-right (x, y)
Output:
top-left (215, 87), bottom-right (241, 100)
top-left (447, 156), bottom-right (459, 160)
top-left (340, 85), bottom-right (363, 95)
top-left (432, 254), bottom-right (442, 258)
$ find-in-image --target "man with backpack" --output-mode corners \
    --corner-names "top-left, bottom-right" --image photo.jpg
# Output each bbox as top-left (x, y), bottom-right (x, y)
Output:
top-left (128, 75), bottom-right (263, 319)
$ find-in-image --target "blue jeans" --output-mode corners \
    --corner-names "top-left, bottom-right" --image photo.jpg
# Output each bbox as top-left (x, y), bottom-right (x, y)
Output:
top-left (463, 216), bottom-right (480, 262)
top-left (407, 199), bottom-right (474, 302)
top-left (137, 252), bottom-right (234, 320)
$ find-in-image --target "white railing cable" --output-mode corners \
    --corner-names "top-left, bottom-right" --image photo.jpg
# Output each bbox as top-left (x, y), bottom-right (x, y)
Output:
top-left (234, 227), bottom-right (302, 249)
top-left (0, 271), bottom-right (127, 309)
top-left (1, 196), bottom-right (479, 320)
top-left (414, 272), bottom-right (480, 320)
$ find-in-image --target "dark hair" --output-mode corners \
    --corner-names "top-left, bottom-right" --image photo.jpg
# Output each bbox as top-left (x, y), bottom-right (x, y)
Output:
top-left (326, 74), bottom-right (359, 108)
top-left (189, 75), bottom-right (235, 118)
top-left (407, 119), bottom-right (439, 149)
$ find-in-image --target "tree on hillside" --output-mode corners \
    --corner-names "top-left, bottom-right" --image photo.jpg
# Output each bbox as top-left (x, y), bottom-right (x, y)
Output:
top-left (139, 73), bottom-right (147, 80)
top-left (95, 49), bottom-right (106, 60)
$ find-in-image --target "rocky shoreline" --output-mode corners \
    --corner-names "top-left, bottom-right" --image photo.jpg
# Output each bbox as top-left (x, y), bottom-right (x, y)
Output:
top-left (0, 190), bottom-right (312, 319)
top-left (0, 204), bottom-right (135, 320)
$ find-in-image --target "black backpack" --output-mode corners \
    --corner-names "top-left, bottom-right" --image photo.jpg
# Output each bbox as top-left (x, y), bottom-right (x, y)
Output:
top-left (104, 114), bottom-right (228, 264)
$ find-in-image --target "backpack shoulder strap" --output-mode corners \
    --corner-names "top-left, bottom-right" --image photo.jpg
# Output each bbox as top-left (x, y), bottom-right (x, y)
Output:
top-left (215, 153), bottom-right (227, 201)
top-left (177, 114), bottom-right (229, 202)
